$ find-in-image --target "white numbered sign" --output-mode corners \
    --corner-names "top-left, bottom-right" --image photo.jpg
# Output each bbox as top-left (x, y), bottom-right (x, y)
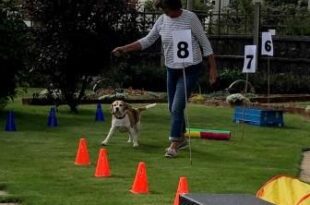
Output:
top-left (242, 45), bottom-right (257, 73)
top-left (261, 32), bottom-right (274, 56)
top-left (172, 30), bottom-right (193, 63)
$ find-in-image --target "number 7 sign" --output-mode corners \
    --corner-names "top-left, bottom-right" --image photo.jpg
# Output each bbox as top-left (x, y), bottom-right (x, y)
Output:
top-left (172, 30), bottom-right (193, 63)
top-left (242, 45), bottom-right (257, 73)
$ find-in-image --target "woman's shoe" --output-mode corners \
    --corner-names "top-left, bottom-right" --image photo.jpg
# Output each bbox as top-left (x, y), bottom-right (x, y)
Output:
top-left (165, 140), bottom-right (188, 152)
top-left (164, 147), bottom-right (177, 158)
top-left (177, 139), bottom-right (188, 150)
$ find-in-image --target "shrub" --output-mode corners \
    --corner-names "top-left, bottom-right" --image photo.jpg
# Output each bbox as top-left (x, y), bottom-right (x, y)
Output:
top-left (226, 93), bottom-right (250, 106)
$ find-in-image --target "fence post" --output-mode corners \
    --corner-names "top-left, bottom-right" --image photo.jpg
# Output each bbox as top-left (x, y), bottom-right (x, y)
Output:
top-left (253, 1), bottom-right (261, 71)
top-left (187, 0), bottom-right (193, 11)
top-left (217, 0), bottom-right (222, 35)
top-left (208, 11), bottom-right (213, 35)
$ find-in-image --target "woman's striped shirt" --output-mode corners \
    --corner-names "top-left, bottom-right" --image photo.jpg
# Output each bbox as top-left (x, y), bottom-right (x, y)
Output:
top-left (138, 9), bottom-right (213, 69)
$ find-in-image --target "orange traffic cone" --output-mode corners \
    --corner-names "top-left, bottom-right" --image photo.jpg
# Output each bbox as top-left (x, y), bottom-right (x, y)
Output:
top-left (130, 162), bottom-right (149, 194)
top-left (173, 176), bottom-right (189, 205)
top-left (94, 148), bottom-right (111, 177)
top-left (74, 138), bottom-right (91, 166)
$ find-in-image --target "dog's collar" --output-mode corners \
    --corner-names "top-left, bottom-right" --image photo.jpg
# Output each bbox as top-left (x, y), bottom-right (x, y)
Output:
top-left (115, 114), bottom-right (126, 119)
top-left (113, 111), bottom-right (127, 120)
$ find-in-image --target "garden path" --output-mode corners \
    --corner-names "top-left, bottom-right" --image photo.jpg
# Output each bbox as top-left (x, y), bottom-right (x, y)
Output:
top-left (0, 190), bottom-right (19, 205)
top-left (300, 150), bottom-right (310, 183)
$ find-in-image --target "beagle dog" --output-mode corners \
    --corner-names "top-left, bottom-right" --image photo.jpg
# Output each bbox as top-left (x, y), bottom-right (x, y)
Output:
top-left (101, 100), bottom-right (156, 147)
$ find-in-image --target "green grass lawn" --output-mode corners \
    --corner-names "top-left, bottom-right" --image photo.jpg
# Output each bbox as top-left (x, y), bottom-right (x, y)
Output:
top-left (0, 96), bottom-right (309, 205)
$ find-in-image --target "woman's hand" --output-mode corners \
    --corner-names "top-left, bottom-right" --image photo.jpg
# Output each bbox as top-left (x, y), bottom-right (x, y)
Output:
top-left (209, 65), bottom-right (218, 85)
top-left (204, 54), bottom-right (218, 85)
top-left (112, 46), bottom-right (126, 57)
top-left (112, 41), bottom-right (142, 57)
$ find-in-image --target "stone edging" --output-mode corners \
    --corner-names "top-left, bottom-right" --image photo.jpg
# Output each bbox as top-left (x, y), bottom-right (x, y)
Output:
top-left (0, 190), bottom-right (20, 205)
top-left (21, 97), bottom-right (167, 105)
top-left (300, 150), bottom-right (310, 183)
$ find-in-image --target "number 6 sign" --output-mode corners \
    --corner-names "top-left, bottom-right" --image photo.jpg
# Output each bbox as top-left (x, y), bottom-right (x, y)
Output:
top-left (261, 32), bottom-right (274, 56)
top-left (242, 45), bottom-right (257, 73)
top-left (172, 30), bottom-right (193, 63)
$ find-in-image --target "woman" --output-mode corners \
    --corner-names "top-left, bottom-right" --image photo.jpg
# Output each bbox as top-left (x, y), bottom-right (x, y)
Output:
top-left (112, 0), bottom-right (218, 158)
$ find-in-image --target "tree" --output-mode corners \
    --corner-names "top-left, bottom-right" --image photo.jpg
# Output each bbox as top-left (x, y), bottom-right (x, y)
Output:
top-left (264, 0), bottom-right (299, 6)
top-left (181, 0), bottom-right (213, 11)
top-left (144, 0), bottom-right (212, 11)
top-left (262, 0), bottom-right (310, 35)
top-left (23, 0), bottom-right (141, 112)
top-left (0, 0), bottom-right (28, 110)
top-left (144, 0), bottom-right (156, 11)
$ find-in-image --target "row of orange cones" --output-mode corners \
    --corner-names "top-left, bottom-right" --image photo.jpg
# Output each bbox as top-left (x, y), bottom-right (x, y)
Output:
top-left (74, 138), bottom-right (189, 205)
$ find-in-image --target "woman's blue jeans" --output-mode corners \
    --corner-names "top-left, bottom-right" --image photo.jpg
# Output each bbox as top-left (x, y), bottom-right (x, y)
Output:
top-left (167, 63), bottom-right (202, 142)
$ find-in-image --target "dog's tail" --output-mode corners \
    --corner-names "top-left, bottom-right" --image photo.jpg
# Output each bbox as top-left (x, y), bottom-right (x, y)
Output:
top-left (145, 103), bottom-right (157, 109)
top-left (137, 103), bottom-right (157, 112)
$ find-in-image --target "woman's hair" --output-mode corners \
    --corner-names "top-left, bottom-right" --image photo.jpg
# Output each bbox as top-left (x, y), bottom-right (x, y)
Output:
top-left (154, 0), bottom-right (182, 10)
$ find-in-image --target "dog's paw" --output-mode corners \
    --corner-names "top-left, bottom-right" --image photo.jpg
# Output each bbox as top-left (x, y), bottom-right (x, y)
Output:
top-left (133, 143), bottom-right (139, 147)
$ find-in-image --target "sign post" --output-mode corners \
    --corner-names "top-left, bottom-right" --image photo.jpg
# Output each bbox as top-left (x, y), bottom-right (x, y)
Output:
top-left (172, 29), bottom-right (193, 164)
top-left (261, 31), bottom-right (274, 104)
top-left (242, 45), bottom-right (257, 93)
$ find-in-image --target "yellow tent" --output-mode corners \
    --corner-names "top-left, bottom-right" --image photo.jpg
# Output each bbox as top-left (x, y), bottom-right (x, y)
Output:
top-left (256, 175), bottom-right (310, 205)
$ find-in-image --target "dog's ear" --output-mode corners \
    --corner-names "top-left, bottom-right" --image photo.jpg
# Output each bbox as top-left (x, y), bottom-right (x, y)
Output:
top-left (110, 103), bottom-right (114, 113)
top-left (123, 102), bottom-right (130, 110)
